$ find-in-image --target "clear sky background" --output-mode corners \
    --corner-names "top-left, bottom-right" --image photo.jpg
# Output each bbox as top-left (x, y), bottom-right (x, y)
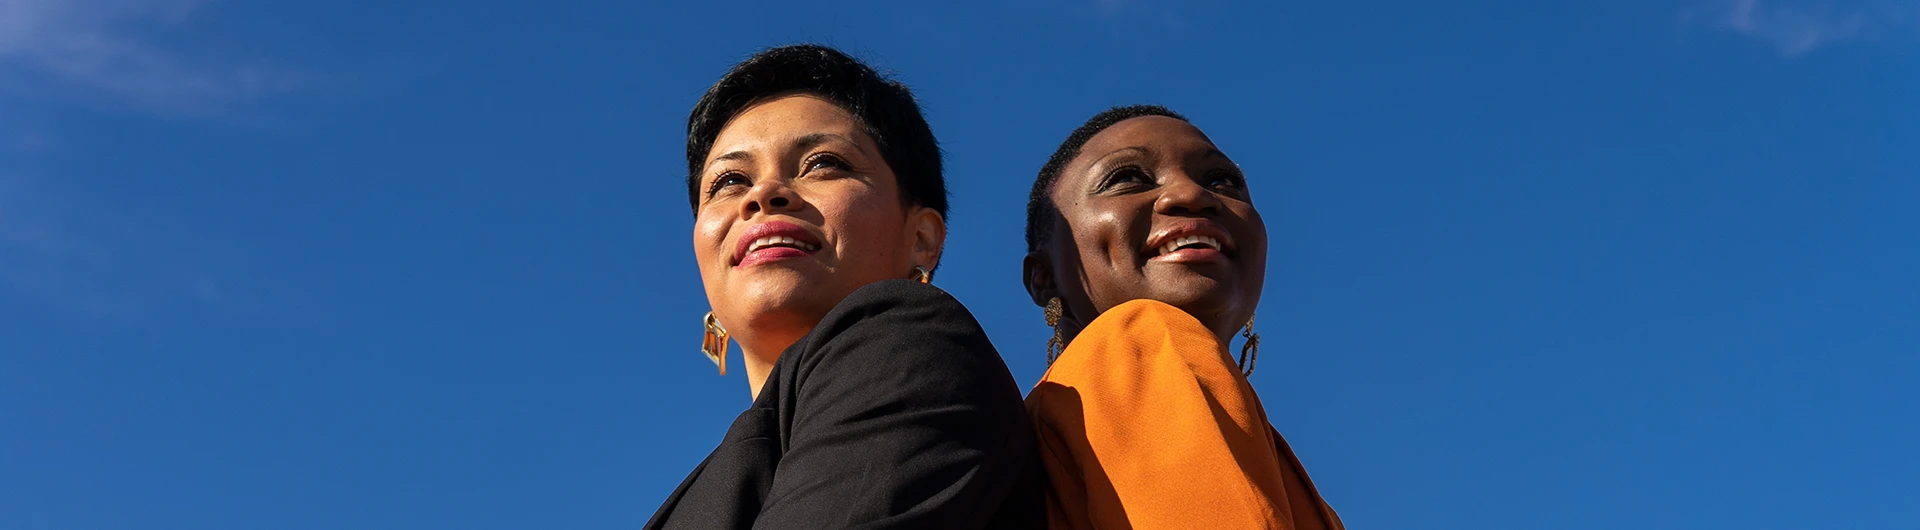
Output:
top-left (2, 1), bottom-right (1915, 528)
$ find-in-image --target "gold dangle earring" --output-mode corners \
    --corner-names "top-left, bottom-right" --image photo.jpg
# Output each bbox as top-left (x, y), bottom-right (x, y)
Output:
top-left (1044, 297), bottom-right (1066, 365)
top-left (911, 266), bottom-right (933, 284)
top-left (1236, 313), bottom-right (1260, 376)
top-left (701, 311), bottom-right (729, 375)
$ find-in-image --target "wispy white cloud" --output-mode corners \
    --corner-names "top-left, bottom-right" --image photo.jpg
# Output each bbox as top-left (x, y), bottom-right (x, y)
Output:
top-left (1689, 0), bottom-right (1898, 57)
top-left (0, 0), bottom-right (312, 115)
top-left (0, 0), bottom-right (287, 317)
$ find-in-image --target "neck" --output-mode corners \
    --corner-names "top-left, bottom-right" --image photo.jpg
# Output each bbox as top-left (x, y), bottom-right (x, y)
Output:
top-left (1058, 319), bottom-right (1088, 348)
top-left (1207, 324), bottom-right (1240, 349)
top-left (737, 329), bottom-right (806, 399)
top-left (1185, 304), bottom-right (1249, 352)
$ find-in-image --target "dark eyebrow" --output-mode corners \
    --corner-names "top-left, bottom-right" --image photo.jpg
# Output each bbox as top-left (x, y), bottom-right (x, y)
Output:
top-left (1086, 146), bottom-right (1152, 171)
top-left (707, 132), bottom-right (871, 171)
top-left (793, 132), bottom-right (871, 157)
top-left (709, 150), bottom-right (752, 166)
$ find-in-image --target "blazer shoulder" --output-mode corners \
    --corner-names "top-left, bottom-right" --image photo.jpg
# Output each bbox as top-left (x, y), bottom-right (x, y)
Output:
top-left (807, 279), bottom-right (984, 349)
top-left (775, 279), bottom-right (1005, 386)
top-left (832, 278), bottom-right (971, 318)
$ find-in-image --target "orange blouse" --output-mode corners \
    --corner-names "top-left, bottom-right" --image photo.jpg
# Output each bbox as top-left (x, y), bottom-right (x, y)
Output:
top-left (1027, 299), bottom-right (1343, 530)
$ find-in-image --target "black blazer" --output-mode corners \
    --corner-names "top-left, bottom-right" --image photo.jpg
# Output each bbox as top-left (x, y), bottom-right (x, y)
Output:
top-left (645, 280), bottom-right (1044, 529)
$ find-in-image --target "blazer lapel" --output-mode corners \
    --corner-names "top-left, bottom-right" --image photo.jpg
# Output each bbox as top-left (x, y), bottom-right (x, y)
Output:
top-left (644, 407), bottom-right (781, 530)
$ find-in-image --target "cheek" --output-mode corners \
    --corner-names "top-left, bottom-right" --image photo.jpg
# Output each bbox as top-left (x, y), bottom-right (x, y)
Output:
top-left (820, 187), bottom-right (904, 252)
top-left (1240, 207), bottom-right (1270, 262)
top-left (1078, 208), bottom-right (1136, 265)
top-left (691, 212), bottom-right (731, 270)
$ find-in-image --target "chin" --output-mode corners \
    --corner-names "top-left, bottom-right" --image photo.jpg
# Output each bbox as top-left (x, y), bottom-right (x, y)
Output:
top-left (1151, 288), bottom-right (1230, 314)
top-left (1143, 273), bottom-right (1245, 324)
top-left (728, 271), bottom-right (838, 330)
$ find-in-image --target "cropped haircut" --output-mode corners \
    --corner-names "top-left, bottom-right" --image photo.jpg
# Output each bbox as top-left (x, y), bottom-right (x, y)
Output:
top-left (685, 44), bottom-right (947, 219)
top-left (1024, 105), bottom-right (1189, 253)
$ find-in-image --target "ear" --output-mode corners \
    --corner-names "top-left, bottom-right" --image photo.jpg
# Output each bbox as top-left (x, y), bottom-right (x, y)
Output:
top-left (1022, 251), bottom-right (1056, 308)
top-left (907, 206), bottom-right (947, 271)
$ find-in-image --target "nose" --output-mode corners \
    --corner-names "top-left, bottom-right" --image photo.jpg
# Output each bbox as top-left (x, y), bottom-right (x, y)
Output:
top-left (1153, 173), bottom-right (1224, 216)
top-left (740, 179), bottom-right (802, 217)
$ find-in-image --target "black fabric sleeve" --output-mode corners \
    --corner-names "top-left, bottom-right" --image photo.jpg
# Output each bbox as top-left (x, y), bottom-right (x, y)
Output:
top-left (751, 280), bottom-right (1039, 529)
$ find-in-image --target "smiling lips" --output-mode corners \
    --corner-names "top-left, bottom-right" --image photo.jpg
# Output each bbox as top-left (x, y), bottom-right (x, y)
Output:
top-left (746, 236), bottom-right (819, 254)
top-left (734, 220), bottom-right (823, 268)
top-left (1146, 222), bottom-right (1233, 263)
top-left (1158, 235), bottom-right (1222, 256)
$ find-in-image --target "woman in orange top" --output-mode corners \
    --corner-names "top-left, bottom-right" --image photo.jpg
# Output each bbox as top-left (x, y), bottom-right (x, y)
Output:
top-left (1020, 105), bottom-right (1344, 529)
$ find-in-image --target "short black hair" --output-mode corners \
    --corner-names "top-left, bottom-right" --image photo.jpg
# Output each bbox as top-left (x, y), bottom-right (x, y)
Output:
top-left (1024, 104), bottom-right (1189, 253)
top-left (685, 44), bottom-right (946, 219)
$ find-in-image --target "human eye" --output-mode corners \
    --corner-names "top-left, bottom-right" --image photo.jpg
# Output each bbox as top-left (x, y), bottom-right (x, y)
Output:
top-left (802, 153), bottom-right (852, 174)
top-left (1096, 166), bottom-right (1153, 192)
top-left (705, 171), bottom-right (751, 198)
top-left (1205, 168), bottom-right (1247, 192)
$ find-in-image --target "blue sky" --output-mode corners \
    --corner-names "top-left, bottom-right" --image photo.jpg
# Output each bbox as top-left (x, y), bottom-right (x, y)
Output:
top-left (2, 1), bottom-right (1915, 528)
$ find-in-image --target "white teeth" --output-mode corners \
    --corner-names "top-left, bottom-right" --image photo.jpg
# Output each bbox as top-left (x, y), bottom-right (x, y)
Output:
top-left (1160, 235), bottom-right (1222, 255)
top-left (747, 236), bottom-right (819, 253)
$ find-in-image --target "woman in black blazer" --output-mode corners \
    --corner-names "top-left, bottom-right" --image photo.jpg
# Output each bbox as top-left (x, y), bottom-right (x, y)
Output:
top-left (645, 44), bottom-right (1042, 529)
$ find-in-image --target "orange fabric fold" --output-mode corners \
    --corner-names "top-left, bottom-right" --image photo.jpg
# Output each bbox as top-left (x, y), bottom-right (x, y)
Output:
top-left (1027, 299), bottom-right (1343, 530)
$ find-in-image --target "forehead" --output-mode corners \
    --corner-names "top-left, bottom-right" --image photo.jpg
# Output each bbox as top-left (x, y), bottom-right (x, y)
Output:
top-left (707, 94), bottom-right (871, 161)
top-left (1076, 115), bottom-right (1214, 159)
top-left (1054, 116), bottom-right (1221, 195)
